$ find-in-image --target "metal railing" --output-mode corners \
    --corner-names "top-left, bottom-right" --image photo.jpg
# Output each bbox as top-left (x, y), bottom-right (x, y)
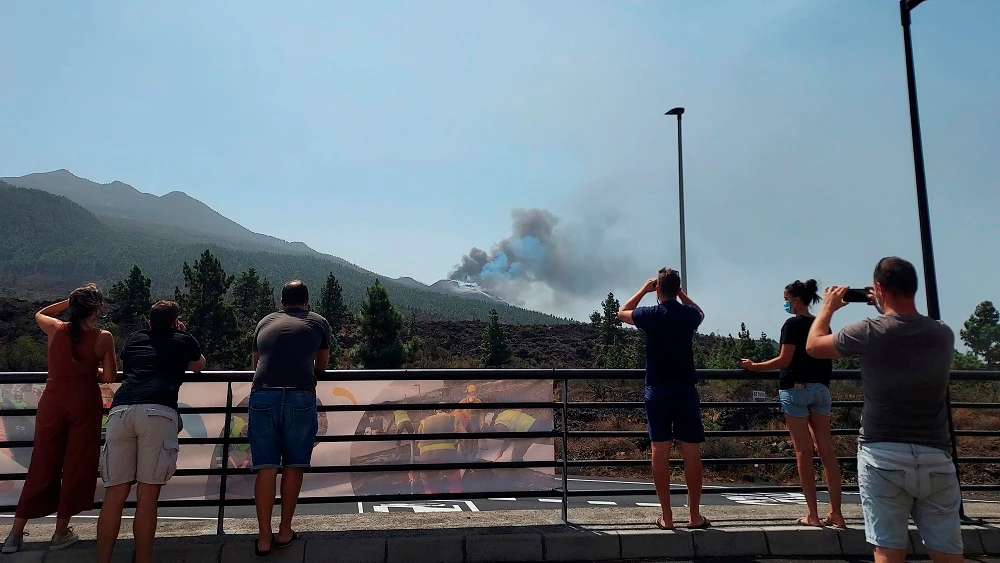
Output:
top-left (0, 369), bottom-right (997, 532)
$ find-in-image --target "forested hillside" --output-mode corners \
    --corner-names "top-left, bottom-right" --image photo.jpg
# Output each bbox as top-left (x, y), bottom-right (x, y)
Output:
top-left (0, 183), bottom-right (570, 324)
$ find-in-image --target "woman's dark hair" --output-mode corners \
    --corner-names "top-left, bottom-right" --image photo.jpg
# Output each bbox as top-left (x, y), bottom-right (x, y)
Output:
top-left (785, 279), bottom-right (821, 307)
top-left (67, 283), bottom-right (104, 361)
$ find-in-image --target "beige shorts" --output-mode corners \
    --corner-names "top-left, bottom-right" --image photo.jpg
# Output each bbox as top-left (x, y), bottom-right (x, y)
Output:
top-left (101, 404), bottom-right (180, 487)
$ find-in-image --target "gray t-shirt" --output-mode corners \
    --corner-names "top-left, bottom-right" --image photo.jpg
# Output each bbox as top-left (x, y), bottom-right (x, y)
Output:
top-left (834, 313), bottom-right (954, 451)
top-left (252, 307), bottom-right (331, 392)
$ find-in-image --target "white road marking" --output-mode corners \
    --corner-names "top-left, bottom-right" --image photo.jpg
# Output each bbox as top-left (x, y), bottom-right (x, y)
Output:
top-left (463, 501), bottom-right (480, 512)
top-left (488, 498), bottom-right (518, 501)
top-left (587, 500), bottom-right (617, 506)
top-left (357, 501), bottom-right (364, 513)
top-left (538, 498), bottom-right (562, 503)
top-left (636, 502), bottom-right (660, 507)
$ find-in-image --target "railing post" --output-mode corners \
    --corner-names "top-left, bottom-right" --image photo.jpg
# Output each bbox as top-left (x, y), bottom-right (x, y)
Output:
top-left (946, 387), bottom-right (979, 524)
top-left (560, 372), bottom-right (569, 525)
top-left (216, 381), bottom-right (233, 535)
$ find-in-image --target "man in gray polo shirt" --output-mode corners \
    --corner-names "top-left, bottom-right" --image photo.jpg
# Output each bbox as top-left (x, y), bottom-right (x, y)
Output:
top-left (806, 257), bottom-right (961, 563)
top-left (248, 280), bottom-right (331, 556)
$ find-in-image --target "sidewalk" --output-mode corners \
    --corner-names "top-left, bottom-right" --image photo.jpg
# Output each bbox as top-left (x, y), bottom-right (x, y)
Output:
top-left (3, 503), bottom-right (999, 562)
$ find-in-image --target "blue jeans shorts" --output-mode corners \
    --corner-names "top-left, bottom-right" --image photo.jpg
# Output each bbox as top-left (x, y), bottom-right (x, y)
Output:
top-left (248, 389), bottom-right (319, 470)
top-left (858, 441), bottom-right (962, 554)
top-left (778, 383), bottom-right (832, 418)
top-left (644, 384), bottom-right (705, 444)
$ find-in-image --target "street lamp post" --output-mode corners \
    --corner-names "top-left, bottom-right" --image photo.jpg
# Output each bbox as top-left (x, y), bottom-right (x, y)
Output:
top-left (900, 0), bottom-right (940, 321)
top-left (900, 0), bottom-right (977, 524)
top-left (665, 107), bottom-right (687, 290)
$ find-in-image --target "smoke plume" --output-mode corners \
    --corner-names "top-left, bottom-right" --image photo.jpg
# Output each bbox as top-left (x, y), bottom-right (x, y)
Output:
top-left (448, 207), bottom-right (640, 308)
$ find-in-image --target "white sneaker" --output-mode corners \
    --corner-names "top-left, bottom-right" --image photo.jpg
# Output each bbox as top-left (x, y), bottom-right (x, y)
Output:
top-left (48, 528), bottom-right (79, 551)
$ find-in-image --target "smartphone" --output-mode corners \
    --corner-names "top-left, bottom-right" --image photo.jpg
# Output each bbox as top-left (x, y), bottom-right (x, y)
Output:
top-left (843, 288), bottom-right (872, 303)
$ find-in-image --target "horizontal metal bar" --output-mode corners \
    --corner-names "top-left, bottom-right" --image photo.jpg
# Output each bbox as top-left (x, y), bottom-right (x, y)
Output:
top-left (4, 369), bottom-right (997, 385)
top-left (566, 429), bottom-right (860, 438)
top-left (566, 456), bottom-right (859, 467)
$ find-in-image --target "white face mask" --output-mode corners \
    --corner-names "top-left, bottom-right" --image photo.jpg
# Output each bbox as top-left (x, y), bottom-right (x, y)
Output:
top-left (873, 287), bottom-right (885, 315)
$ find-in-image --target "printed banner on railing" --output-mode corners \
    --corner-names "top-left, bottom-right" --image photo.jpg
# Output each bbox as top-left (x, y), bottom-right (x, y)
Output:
top-left (0, 378), bottom-right (554, 506)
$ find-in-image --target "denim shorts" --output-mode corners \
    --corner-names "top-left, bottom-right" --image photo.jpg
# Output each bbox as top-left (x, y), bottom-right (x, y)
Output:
top-left (858, 441), bottom-right (962, 554)
top-left (247, 389), bottom-right (319, 470)
top-left (644, 384), bottom-right (705, 444)
top-left (778, 383), bottom-right (832, 418)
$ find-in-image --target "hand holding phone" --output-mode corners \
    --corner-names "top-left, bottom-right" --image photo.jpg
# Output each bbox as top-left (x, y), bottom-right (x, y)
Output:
top-left (843, 288), bottom-right (873, 303)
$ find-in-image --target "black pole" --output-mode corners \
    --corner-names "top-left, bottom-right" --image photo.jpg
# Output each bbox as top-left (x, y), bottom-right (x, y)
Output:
top-left (676, 115), bottom-right (687, 291)
top-left (900, 0), bottom-right (976, 524)
top-left (900, 0), bottom-right (940, 321)
top-left (665, 107), bottom-right (688, 290)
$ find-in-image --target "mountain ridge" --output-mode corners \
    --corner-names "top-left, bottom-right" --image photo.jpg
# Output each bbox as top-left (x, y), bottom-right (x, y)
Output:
top-left (0, 180), bottom-right (569, 324)
top-left (2, 170), bottom-right (321, 257)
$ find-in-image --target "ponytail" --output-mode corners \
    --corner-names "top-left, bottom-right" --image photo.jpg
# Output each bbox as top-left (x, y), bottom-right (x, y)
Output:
top-left (66, 283), bottom-right (104, 361)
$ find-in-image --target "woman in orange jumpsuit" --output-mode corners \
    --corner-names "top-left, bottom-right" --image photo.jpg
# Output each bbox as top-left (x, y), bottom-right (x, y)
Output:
top-left (2, 284), bottom-right (117, 553)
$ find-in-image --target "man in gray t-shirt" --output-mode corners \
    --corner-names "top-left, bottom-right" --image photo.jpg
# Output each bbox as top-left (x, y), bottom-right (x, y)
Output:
top-left (248, 280), bottom-right (331, 556)
top-left (806, 257), bottom-right (962, 563)
top-left (252, 306), bottom-right (331, 392)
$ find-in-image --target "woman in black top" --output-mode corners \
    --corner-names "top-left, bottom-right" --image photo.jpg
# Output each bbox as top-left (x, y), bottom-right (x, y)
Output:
top-left (740, 280), bottom-right (844, 528)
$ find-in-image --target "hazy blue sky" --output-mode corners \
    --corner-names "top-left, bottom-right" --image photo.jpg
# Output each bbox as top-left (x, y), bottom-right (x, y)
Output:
top-left (1, 0), bottom-right (997, 340)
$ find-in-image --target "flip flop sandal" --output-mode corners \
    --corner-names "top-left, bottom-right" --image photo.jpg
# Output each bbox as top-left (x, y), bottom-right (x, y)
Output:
top-left (655, 517), bottom-right (675, 531)
top-left (275, 531), bottom-right (299, 548)
top-left (255, 535), bottom-right (275, 557)
top-left (690, 517), bottom-right (712, 529)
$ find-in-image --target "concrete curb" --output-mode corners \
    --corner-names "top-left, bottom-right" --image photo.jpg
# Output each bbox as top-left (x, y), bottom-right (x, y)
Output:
top-left (5, 525), bottom-right (999, 562)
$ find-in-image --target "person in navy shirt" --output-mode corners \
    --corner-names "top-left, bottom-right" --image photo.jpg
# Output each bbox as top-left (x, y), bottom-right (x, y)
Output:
top-left (618, 268), bottom-right (707, 531)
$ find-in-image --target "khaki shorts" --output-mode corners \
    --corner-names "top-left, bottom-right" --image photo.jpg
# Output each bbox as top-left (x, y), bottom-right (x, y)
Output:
top-left (101, 404), bottom-right (180, 487)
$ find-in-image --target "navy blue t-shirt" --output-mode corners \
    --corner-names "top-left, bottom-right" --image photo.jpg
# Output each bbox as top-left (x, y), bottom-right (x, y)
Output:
top-left (632, 300), bottom-right (703, 386)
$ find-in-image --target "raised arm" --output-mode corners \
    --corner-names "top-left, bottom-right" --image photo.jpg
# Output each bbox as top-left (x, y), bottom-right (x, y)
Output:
top-left (677, 289), bottom-right (705, 323)
top-left (96, 330), bottom-right (117, 383)
top-left (618, 279), bottom-right (657, 326)
top-left (806, 286), bottom-right (849, 359)
top-left (35, 299), bottom-right (69, 337)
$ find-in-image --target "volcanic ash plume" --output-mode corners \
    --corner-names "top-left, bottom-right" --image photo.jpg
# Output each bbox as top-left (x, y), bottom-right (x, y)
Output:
top-left (448, 208), bottom-right (639, 306)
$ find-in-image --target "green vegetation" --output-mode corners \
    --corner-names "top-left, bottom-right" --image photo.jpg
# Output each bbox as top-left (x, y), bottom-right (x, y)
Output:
top-left (0, 182), bottom-right (573, 325)
top-left (317, 272), bottom-right (350, 363)
top-left (352, 280), bottom-right (418, 369)
top-left (479, 308), bottom-right (512, 368)
top-left (108, 265), bottom-right (153, 325)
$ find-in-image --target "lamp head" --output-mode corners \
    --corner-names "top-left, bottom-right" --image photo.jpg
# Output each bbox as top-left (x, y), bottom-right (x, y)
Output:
top-left (665, 107), bottom-right (685, 116)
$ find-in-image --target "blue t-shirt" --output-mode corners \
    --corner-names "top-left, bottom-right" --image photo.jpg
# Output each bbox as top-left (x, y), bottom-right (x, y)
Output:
top-left (632, 300), bottom-right (703, 386)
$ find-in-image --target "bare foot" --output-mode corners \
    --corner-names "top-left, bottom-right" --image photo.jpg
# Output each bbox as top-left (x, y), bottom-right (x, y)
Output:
top-left (795, 516), bottom-right (823, 527)
top-left (824, 514), bottom-right (847, 529)
top-left (655, 516), bottom-right (675, 531)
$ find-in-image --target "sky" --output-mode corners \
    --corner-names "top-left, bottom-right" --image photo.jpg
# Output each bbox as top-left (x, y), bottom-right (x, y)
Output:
top-left (1, 0), bottom-right (997, 341)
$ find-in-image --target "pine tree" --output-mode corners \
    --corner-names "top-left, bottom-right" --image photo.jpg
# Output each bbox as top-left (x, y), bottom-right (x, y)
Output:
top-left (593, 292), bottom-right (627, 369)
top-left (479, 308), bottom-right (512, 368)
top-left (403, 312), bottom-right (423, 365)
top-left (232, 268), bottom-right (276, 327)
top-left (318, 272), bottom-right (350, 337)
top-left (757, 332), bottom-right (776, 360)
top-left (108, 265), bottom-right (153, 325)
top-left (178, 250), bottom-right (242, 368)
top-left (961, 301), bottom-right (1000, 368)
top-left (960, 301), bottom-right (1000, 400)
top-left (353, 279), bottom-right (406, 369)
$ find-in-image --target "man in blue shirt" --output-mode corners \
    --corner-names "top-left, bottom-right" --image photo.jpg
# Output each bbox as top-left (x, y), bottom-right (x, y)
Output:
top-left (618, 268), bottom-right (707, 531)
